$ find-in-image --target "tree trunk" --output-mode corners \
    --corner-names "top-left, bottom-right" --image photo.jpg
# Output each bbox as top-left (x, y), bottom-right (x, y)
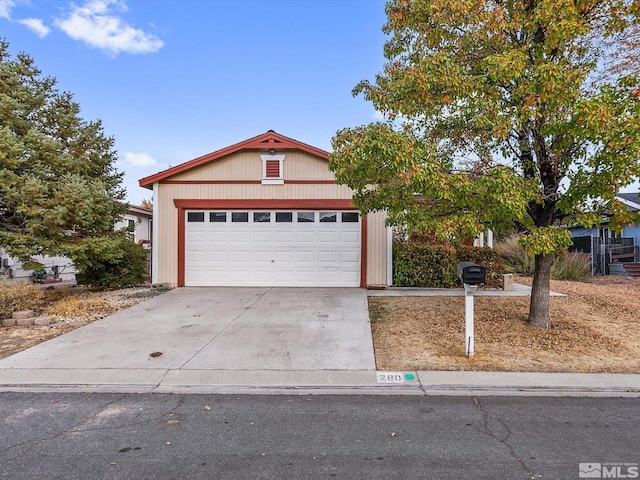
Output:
top-left (528, 253), bottom-right (553, 328)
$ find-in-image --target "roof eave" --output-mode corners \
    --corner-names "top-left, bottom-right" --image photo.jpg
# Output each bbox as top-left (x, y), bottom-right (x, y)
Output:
top-left (138, 131), bottom-right (330, 189)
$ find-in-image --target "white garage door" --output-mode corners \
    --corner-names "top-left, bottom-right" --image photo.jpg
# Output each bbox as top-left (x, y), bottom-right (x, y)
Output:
top-left (185, 210), bottom-right (361, 286)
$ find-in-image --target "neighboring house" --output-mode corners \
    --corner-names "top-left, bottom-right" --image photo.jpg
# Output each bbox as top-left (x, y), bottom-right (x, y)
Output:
top-left (569, 192), bottom-right (640, 275)
top-left (138, 130), bottom-right (391, 288)
top-left (0, 204), bottom-right (153, 284)
top-left (114, 204), bottom-right (153, 244)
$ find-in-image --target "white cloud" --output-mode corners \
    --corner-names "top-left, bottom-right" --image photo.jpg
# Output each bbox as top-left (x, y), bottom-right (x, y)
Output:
top-left (0, 0), bottom-right (15, 19)
top-left (18, 18), bottom-right (50, 38)
top-left (124, 152), bottom-right (156, 167)
top-left (55, 0), bottom-right (164, 55)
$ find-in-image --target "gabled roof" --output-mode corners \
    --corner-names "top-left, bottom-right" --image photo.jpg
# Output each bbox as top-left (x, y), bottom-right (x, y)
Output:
top-left (139, 130), bottom-right (330, 189)
top-left (126, 205), bottom-right (153, 217)
top-left (617, 192), bottom-right (640, 211)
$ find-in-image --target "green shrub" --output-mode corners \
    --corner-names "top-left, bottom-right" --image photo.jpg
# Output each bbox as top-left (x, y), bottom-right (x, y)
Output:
top-left (0, 281), bottom-right (45, 319)
top-left (550, 252), bottom-right (591, 281)
top-left (77, 238), bottom-right (147, 291)
top-left (393, 243), bottom-right (458, 287)
top-left (392, 242), bottom-right (504, 288)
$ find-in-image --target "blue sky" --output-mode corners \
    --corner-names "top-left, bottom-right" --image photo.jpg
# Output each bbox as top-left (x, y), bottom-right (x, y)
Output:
top-left (0, 0), bottom-right (388, 205)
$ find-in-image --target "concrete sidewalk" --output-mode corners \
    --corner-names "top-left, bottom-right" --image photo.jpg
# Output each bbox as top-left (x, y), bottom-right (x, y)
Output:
top-left (0, 368), bottom-right (639, 397)
top-left (367, 283), bottom-right (566, 297)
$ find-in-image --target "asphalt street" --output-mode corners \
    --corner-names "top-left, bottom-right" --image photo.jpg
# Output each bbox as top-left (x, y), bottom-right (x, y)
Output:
top-left (0, 393), bottom-right (638, 480)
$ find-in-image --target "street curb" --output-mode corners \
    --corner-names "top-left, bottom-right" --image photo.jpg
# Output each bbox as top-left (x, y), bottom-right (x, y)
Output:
top-left (0, 369), bottom-right (639, 397)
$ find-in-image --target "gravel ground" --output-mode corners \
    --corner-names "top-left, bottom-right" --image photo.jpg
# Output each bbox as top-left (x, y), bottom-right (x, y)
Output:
top-left (0, 285), bottom-right (169, 359)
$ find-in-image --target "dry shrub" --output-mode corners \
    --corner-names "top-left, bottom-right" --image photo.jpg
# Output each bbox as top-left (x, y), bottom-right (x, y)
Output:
top-left (47, 295), bottom-right (114, 319)
top-left (0, 281), bottom-right (45, 319)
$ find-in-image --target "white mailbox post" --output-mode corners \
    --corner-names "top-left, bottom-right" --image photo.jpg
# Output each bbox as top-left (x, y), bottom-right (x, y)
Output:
top-left (464, 283), bottom-right (477, 356)
top-left (457, 262), bottom-right (486, 358)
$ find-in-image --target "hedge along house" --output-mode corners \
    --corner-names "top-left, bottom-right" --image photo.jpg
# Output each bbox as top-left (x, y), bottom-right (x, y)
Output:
top-left (138, 131), bottom-right (391, 288)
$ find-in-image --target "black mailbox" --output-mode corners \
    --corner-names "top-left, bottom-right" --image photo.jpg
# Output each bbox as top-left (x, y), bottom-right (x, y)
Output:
top-left (457, 262), bottom-right (486, 285)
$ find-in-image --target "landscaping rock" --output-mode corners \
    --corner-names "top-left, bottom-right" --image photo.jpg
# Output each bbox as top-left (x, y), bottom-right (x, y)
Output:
top-left (16, 317), bottom-right (34, 327)
top-left (68, 320), bottom-right (87, 328)
top-left (33, 316), bottom-right (55, 326)
top-left (12, 310), bottom-right (35, 320)
top-left (503, 274), bottom-right (514, 291)
top-left (2, 319), bottom-right (17, 327)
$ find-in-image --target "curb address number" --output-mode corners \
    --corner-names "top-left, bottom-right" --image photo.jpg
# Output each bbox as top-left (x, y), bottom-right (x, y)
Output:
top-left (376, 372), bottom-right (405, 383)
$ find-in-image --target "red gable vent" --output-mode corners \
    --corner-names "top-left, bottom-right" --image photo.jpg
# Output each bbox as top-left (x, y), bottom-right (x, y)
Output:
top-left (265, 160), bottom-right (280, 178)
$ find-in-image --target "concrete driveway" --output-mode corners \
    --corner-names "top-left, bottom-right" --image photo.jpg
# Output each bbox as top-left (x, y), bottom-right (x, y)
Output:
top-left (0, 287), bottom-right (376, 390)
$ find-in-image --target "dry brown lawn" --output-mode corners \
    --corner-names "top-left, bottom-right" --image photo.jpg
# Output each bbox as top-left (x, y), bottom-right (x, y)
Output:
top-left (369, 276), bottom-right (640, 373)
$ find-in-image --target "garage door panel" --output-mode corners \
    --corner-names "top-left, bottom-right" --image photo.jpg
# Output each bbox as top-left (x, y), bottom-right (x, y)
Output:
top-left (341, 251), bottom-right (359, 263)
top-left (228, 270), bottom-right (250, 282)
top-left (274, 231), bottom-right (294, 242)
top-left (185, 269), bottom-right (206, 282)
top-left (230, 231), bottom-right (250, 242)
top-left (229, 250), bottom-right (251, 262)
top-left (207, 231), bottom-right (228, 242)
top-left (295, 231), bottom-right (316, 243)
top-left (318, 231), bottom-right (337, 243)
top-left (187, 231), bottom-right (206, 243)
top-left (186, 249), bottom-right (207, 262)
top-left (252, 231), bottom-right (272, 243)
top-left (296, 250), bottom-right (317, 263)
top-left (185, 210), bottom-right (360, 287)
top-left (318, 251), bottom-right (337, 262)
top-left (341, 231), bottom-right (360, 243)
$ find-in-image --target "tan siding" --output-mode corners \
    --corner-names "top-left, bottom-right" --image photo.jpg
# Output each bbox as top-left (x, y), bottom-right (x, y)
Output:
top-left (165, 151), bottom-right (335, 182)
top-left (153, 147), bottom-right (388, 287)
top-left (366, 211), bottom-right (388, 286)
top-left (160, 183), bottom-right (353, 201)
top-left (284, 151), bottom-right (336, 180)
top-left (156, 184), bottom-right (179, 286)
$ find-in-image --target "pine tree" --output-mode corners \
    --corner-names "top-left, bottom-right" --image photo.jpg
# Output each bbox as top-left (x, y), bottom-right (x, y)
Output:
top-left (0, 40), bottom-right (129, 274)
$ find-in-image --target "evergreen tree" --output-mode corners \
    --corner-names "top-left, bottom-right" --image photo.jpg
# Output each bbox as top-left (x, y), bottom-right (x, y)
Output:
top-left (0, 40), bottom-right (129, 273)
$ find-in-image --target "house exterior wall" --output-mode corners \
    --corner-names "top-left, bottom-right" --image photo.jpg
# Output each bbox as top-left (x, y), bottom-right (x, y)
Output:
top-left (0, 250), bottom-right (78, 283)
top-left (171, 151), bottom-right (335, 182)
top-left (152, 150), bottom-right (388, 287)
top-left (114, 213), bottom-right (152, 244)
top-left (366, 211), bottom-right (388, 287)
top-left (622, 225), bottom-right (640, 246)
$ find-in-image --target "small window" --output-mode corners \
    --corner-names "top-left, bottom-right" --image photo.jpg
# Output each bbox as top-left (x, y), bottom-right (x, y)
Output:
top-left (231, 212), bottom-right (249, 222)
top-left (210, 212), bottom-right (226, 223)
top-left (276, 212), bottom-right (293, 222)
top-left (253, 212), bottom-right (271, 223)
top-left (342, 212), bottom-right (359, 223)
top-left (297, 212), bottom-right (315, 223)
top-left (319, 212), bottom-right (337, 223)
top-left (187, 212), bottom-right (205, 222)
top-left (127, 219), bottom-right (135, 232)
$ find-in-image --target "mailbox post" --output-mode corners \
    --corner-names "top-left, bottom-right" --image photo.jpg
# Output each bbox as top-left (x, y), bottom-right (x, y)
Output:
top-left (457, 262), bottom-right (486, 357)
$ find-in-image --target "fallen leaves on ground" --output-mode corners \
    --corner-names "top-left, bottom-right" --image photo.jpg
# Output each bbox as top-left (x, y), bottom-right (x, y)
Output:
top-left (370, 276), bottom-right (640, 373)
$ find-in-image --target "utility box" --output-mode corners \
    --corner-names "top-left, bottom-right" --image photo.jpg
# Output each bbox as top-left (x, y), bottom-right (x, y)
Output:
top-left (457, 262), bottom-right (486, 285)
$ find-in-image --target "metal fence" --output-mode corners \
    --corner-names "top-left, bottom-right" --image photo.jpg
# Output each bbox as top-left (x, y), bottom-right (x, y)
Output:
top-left (570, 236), bottom-right (635, 275)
